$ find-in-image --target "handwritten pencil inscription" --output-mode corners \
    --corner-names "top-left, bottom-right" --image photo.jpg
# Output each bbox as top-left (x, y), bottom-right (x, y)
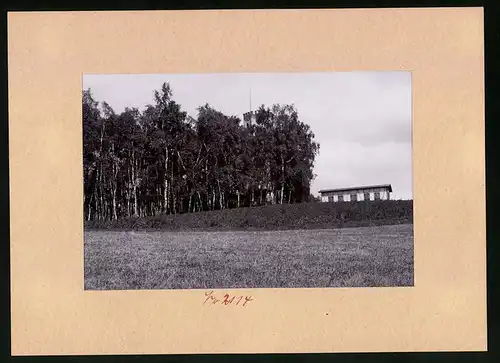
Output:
top-left (203, 290), bottom-right (254, 307)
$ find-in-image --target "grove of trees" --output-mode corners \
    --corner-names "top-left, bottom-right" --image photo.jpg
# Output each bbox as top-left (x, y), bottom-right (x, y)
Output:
top-left (83, 82), bottom-right (320, 221)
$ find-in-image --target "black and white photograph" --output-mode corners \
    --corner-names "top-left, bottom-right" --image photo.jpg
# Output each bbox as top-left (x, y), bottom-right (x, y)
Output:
top-left (83, 71), bottom-right (413, 290)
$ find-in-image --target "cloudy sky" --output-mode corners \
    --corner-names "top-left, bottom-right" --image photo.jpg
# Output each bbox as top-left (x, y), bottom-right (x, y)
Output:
top-left (83, 71), bottom-right (413, 200)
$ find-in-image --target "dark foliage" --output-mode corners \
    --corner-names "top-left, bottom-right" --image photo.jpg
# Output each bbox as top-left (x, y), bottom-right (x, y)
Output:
top-left (85, 199), bottom-right (413, 231)
top-left (83, 83), bottom-right (320, 221)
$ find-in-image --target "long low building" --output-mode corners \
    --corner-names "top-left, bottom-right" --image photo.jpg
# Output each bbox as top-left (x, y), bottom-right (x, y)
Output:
top-left (318, 184), bottom-right (392, 202)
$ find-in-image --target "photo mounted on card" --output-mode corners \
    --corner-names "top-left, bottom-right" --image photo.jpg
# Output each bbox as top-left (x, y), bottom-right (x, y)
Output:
top-left (83, 71), bottom-right (413, 291)
top-left (8, 8), bottom-right (486, 355)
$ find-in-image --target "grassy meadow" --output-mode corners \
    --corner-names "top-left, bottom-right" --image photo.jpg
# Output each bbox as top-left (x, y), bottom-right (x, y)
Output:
top-left (84, 223), bottom-right (414, 290)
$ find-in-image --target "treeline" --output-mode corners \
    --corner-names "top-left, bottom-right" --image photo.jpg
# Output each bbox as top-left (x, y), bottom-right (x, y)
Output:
top-left (83, 82), bottom-right (320, 221)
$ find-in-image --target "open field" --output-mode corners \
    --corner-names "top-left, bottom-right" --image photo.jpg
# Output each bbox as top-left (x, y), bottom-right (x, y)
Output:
top-left (84, 223), bottom-right (414, 290)
top-left (85, 200), bottom-right (413, 232)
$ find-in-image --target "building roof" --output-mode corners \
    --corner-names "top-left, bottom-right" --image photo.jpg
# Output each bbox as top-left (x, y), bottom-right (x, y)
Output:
top-left (318, 184), bottom-right (392, 194)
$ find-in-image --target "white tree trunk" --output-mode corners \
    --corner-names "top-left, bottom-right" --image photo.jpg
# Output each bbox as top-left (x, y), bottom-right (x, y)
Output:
top-left (164, 147), bottom-right (169, 213)
top-left (131, 150), bottom-right (138, 217)
top-left (280, 156), bottom-right (285, 204)
top-left (171, 163), bottom-right (176, 214)
top-left (112, 188), bottom-right (117, 220)
top-left (218, 180), bottom-right (223, 210)
top-left (212, 189), bottom-right (216, 211)
top-left (196, 191), bottom-right (202, 212)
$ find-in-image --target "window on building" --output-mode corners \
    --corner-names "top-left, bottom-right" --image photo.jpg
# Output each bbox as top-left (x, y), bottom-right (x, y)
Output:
top-left (350, 193), bottom-right (357, 202)
top-left (338, 195), bottom-right (344, 202)
top-left (328, 195), bottom-right (333, 202)
top-left (364, 192), bottom-right (370, 201)
top-left (374, 191), bottom-right (380, 200)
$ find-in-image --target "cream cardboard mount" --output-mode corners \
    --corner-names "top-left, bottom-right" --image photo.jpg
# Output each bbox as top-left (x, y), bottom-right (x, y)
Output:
top-left (8, 8), bottom-right (486, 355)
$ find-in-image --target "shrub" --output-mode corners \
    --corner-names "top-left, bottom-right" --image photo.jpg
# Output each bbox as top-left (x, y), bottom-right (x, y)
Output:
top-left (84, 199), bottom-right (413, 231)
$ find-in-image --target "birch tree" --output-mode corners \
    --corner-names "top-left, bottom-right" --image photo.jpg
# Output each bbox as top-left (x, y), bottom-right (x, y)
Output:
top-left (82, 84), bottom-right (320, 221)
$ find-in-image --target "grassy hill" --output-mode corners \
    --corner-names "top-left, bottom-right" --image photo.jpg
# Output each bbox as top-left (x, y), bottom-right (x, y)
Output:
top-left (85, 199), bottom-right (413, 231)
